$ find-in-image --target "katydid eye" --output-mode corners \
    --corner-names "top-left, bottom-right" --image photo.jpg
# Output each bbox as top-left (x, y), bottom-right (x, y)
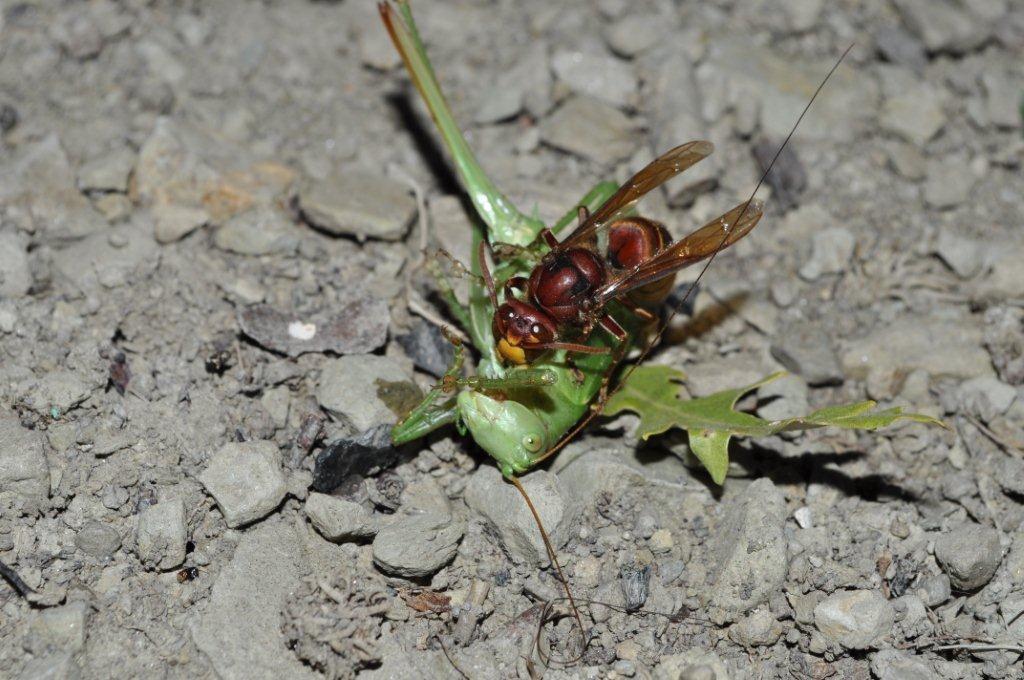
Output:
top-left (522, 434), bottom-right (542, 453)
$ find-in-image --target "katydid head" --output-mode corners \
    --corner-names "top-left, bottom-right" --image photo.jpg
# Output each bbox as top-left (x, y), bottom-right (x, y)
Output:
top-left (457, 389), bottom-right (550, 476)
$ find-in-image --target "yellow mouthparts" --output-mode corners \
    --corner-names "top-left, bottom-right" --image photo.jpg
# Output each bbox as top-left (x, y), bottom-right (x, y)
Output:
top-left (497, 338), bottom-right (527, 365)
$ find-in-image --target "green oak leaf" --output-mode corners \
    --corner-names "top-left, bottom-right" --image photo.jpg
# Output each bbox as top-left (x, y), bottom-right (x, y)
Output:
top-left (605, 366), bottom-right (944, 485)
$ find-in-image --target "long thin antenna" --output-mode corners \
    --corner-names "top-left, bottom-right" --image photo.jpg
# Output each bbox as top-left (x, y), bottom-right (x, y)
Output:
top-left (509, 476), bottom-right (588, 666)
top-left (534, 43), bottom-right (855, 466)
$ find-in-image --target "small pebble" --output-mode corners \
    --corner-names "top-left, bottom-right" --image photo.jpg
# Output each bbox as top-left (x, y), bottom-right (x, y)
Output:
top-left (794, 507), bottom-right (813, 529)
top-left (914, 572), bottom-right (951, 608)
top-left (934, 523), bottom-right (1002, 591)
top-left (26, 601), bottom-right (89, 654)
top-left (814, 589), bottom-right (895, 650)
top-left (135, 497), bottom-right (187, 570)
top-left (76, 520), bottom-right (121, 560)
top-left (923, 160), bottom-right (976, 210)
top-left (551, 49), bottom-right (638, 109)
top-left (648, 528), bottom-right (674, 553)
top-left (372, 513), bottom-right (464, 579)
top-left (541, 96), bottom-right (635, 165)
top-left (770, 323), bottom-right (843, 386)
top-left (729, 607), bottom-right (784, 647)
top-left (299, 171), bottom-right (415, 242)
top-left (199, 440), bottom-right (287, 528)
top-left (799, 227), bottom-right (855, 280)
top-left (304, 492), bottom-right (378, 542)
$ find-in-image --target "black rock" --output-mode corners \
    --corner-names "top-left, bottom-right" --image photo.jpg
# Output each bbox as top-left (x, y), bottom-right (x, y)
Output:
top-left (396, 319), bottom-right (455, 378)
top-left (312, 425), bottom-right (403, 494)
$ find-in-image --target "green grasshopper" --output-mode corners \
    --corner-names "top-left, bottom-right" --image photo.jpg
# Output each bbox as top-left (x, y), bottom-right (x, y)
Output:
top-left (383, 0), bottom-right (639, 479)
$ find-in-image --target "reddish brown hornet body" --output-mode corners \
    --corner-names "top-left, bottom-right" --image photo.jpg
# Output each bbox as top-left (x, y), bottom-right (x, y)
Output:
top-left (484, 141), bottom-right (764, 365)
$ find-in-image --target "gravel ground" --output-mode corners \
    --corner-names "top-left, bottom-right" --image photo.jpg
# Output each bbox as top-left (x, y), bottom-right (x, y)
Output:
top-left (1, 1), bottom-right (1023, 678)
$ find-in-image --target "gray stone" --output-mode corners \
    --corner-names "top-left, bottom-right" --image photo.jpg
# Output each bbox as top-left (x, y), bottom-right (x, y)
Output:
top-left (956, 376), bottom-right (1016, 422)
top-left (935, 523), bottom-right (1002, 590)
top-left (782, 0), bottom-right (824, 33)
top-left (814, 589), bottom-right (895, 650)
top-left (191, 519), bottom-right (318, 680)
top-left (199, 440), bottom-right (287, 528)
top-left (603, 14), bottom-right (669, 58)
top-left (654, 650), bottom-right (728, 680)
top-left (869, 649), bottom-right (934, 680)
top-left (372, 512), bottom-right (464, 579)
top-left (17, 652), bottom-right (81, 680)
top-left (304, 492), bottom-right (378, 542)
top-left (705, 479), bottom-right (788, 623)
top-left (699, 38), bottom-right (878, 143)
top-left (26, 601), bottom-right (89, 656)
top-left (464, 466), bottom-right (575, 566)
top-left (153, 203), bottom-right (209, 243)
top-left (728, 607), bottom-right (784, 647)
top-left (0, 134), bottom-right (106, 241)
top-left (133, 117), bottom-right (220, 206)
top-left (771, 323), bottom-right (843, 386)
top-left (923, 161), bottom-right (976, 209)
top-left (893, 593), bottom-right (930, 640)
top-left (799, 227), bottom-right (855, 280)
top-left (551, 49), bottom-right (638, 109)
top-left (934, 228), bottom-right (988, 278)
top-left (0, 233), bottom-right (31, 297)
top-left (213, 206), bottom-right (299, 256)
top-left (757, 373), bottom-right (811, 421)
top-left (135, 497), bottom-right (187, 570)
top-left (892, 0), bottom-right (990, 54)
top-left (982, 69), bottom-right (1022, 130)
top-left (0, 415), bottom-right (49, 508)
top-left (875, 27), bottom-right (928, 70)
top-left (841, 315), bottom-right (993, 380)
top-left (887, 141), bottom-right (927, 180)
top-left (75, 520), bottom-right (121, 559)
top-left (685, 354), bottom-right (769, 398)
top-left (1000, 593), bottom-right (1024, 637)
top-left (541, 96), bottom-right (635, 165)
top-left (52, 222), bottom-right (159, 293)
top-left (239, 298), bottom-right (388, 358)
top-left (51, 10), bottom-right (103, 60)
top-left (648, 49), bottom-right (717, 205)
top-left (914, 573), bottom-right (952, 607)
top-left (299, 171), bottom-right (415, 242)
top-left (77, 147), bottom-right (134, 193)
top-left (473, 84), bottom-right (522, 124)
top-left (879, 85), bottom-right (946, 146)
top-left (1005, 533), bottom-right (1024, 583)
top-left (23, 370), bottom-right (92, 416)
top-left (315, 355), bottom-right (415, 432)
